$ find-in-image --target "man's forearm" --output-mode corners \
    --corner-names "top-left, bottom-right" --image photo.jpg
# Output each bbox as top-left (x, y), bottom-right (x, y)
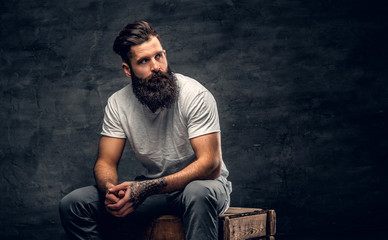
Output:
top-left (128, 177), bottom-right (168, 208)
top-left (94, 160), bottom-right (119, 193)
top-left (163, 156), bottom-right (221, 192)
top-left (136, 156), bottom-right (220, 197)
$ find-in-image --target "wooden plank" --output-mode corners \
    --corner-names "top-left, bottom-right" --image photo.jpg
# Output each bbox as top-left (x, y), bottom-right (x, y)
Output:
top-left (223, 207), bottom-right (263, 215)
top-left (224, 212), bottom-right (267, 240)
top-left (220, 207), bottom-right (265, 219)
top-left (267, 210), bottom-right (276, 236)
top-left (223, 216), bottom-right (231, 240)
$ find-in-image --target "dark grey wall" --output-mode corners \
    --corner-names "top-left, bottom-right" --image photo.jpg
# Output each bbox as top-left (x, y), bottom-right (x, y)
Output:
top-left (1, 0), bottom-right (387, 239)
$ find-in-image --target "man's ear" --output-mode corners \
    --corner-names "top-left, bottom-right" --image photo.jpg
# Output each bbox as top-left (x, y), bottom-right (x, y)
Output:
top-left (122, 63), bottom-right (131, 78)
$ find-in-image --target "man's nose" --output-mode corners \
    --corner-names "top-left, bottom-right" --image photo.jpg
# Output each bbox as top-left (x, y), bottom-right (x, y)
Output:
top-left (150, 59), bottom-right (160, 72)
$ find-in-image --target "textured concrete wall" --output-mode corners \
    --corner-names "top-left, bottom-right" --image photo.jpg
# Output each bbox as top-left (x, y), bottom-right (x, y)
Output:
top-left (1, 0), bottom-right (387, 239)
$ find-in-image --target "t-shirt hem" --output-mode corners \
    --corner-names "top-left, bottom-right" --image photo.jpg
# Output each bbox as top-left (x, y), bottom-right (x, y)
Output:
top-left (188, 129), bottom-right (221, 139)
top-left (100, 132), bottom-right (126, 139)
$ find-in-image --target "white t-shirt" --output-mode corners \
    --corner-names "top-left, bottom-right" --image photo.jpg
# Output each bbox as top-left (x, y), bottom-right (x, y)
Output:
top-left (101, 73), bottom-right (231, 191)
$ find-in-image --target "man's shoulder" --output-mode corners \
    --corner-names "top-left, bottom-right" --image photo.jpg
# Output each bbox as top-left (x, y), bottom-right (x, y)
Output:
top-left (174, 73), bottom-right (217, 112)
top-left (108, 84), bottom-right (132, 102)
top-left (174, 73), bottom-right (209, 95)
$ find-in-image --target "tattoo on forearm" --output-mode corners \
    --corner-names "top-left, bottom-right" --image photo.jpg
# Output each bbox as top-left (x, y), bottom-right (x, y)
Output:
top-left (129, 177), bottom-right (167, 208)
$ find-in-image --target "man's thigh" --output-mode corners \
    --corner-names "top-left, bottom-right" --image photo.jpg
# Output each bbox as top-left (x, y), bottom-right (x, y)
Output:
top-left (168, 179), bottom-right (230, 215)
top-left (59, 185), bottom-right (104, 221)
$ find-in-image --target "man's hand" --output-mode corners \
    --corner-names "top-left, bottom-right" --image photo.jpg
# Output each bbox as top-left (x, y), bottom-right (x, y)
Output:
top-left (104, 188), bottom-right (125, 205)
top-left (104, 182), bottom-right (135, 218)
top-left (105, 178), bottom-right (167, 218)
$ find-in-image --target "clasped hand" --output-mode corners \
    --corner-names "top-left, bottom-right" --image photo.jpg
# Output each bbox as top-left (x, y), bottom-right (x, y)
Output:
top-left (104, 181), bottom-right (146, 218)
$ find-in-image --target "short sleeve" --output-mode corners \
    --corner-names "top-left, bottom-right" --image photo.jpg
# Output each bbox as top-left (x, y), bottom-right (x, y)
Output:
top-left (101, 97), bottom-right (126, 138)
top-left (186, 90), bottom-right (220, 139)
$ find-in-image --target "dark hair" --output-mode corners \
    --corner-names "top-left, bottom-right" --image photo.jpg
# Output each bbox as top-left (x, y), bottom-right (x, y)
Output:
top-left (113, 21), bottom-right (160, 64)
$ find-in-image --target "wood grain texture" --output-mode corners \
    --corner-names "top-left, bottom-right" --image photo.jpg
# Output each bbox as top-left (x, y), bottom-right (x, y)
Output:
top-left (219, 207), bottom-right (276, 240)
top-left (267, 210), bottom-right (276, 235)
top-left (145, 215), bottom-right (185, 240)
top-left (226, 214), bottom-right (267, 239)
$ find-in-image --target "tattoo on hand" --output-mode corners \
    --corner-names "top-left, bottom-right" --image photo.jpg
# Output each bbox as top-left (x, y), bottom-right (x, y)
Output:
top-left (129, 177), bottom-right (167, 209)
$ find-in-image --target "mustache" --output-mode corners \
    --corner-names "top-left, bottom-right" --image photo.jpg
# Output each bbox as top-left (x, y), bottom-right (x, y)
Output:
top-left (140, 70), bottom-right (173, 90)
top-left (148, 71), bottom-right (170, 81)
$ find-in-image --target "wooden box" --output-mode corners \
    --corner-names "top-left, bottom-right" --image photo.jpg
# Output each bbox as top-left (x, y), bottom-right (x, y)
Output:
top-left (219, 207), bottom-right (276, 240)
top-left (144, 207), bottom-right (276, 240)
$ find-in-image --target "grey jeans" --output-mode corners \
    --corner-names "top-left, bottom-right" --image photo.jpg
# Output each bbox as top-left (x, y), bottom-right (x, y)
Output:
top-left (59, 179), bottom-right (230, 240)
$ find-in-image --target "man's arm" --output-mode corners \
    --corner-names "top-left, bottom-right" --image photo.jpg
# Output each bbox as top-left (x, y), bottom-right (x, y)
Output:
top-left (164, 131), bottom-right (222, 191)
top-left (94, 136), bottom-right (126, 195)
top-left (107, 132), bottom-right (222, 216)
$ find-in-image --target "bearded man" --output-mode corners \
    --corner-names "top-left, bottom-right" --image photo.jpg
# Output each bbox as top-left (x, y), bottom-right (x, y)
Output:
top-left (59, 21), bottom-right (232, 240)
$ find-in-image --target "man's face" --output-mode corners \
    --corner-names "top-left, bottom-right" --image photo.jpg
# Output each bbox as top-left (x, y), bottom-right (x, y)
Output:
top-left (128, 36), bottom-right (168, 79)
top-left (122, 36), bottom-right (178, 113)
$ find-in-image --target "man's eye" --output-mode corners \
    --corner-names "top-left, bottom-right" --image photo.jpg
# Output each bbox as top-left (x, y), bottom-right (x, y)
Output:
top-left (139, 59), bottom-right (148, 64)
top-left (155, 53), bottom-right (162, 60)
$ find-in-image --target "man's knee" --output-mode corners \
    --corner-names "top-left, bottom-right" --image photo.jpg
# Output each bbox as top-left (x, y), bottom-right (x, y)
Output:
top-left (59, 186), bottom-right (100, 220)
top-left (59, 189), bottom-right (82, 221)
top-left (182, 180), bottom-right (218, 208)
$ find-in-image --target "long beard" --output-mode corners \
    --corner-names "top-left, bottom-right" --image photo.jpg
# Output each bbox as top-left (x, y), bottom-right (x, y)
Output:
top-left (131, 66), bottom-right (179, 113)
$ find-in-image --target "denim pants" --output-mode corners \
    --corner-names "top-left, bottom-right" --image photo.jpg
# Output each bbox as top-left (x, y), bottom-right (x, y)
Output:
top-left (59, 179), bottom-right (230, 240)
